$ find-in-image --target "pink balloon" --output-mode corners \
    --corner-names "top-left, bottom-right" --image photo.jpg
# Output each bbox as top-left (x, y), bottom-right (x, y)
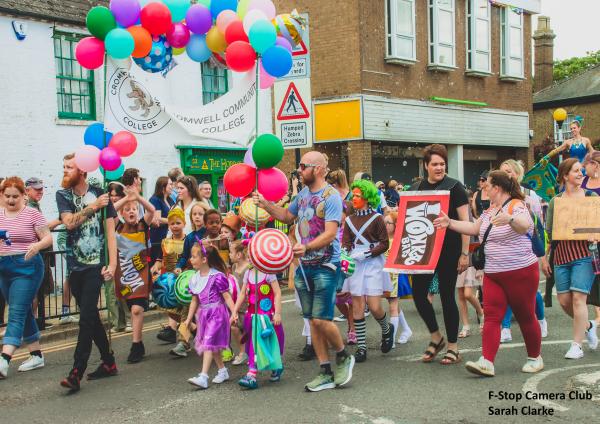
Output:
top-left (244, 148), bottom-right (256, 168)
top-left (166, 22), bottom-right (191, 48)
top-left (258, 167), bottom-right (288, 202)
top-left (99, 147), bottom-right (122, 171)
top-left (275, 36), bottom-right (292, 53)
top-left (109, 131), bottom-right (137, 157)
top-left (248, 0), bottom-right (276, 20)
top-left (75, 145), bottom-right (101, 172)
top-left (75, 37), bottom-right (105, 70)
top-left (259, 59), bottom-right (275, 89)
top-left (216, 10), bottom-right (239, 33)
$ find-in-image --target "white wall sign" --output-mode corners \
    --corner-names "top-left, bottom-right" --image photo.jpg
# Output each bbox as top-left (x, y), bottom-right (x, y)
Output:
top-left (274, 78), bottom-right (313, 149)
top-left (279, 14), bottom-right (310, 80)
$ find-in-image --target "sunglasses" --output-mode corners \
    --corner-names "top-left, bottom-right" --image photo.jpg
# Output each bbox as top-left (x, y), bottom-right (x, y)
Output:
top-left (299, 163), bottom-right (317, 171)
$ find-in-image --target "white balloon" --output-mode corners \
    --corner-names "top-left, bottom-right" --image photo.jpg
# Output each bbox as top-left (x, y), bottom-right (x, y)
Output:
top-left (243, 9), bottom-right (268, 35)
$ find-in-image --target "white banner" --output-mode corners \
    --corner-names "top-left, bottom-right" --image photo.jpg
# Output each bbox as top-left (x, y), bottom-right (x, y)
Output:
top-left (105, 58), bottom-right (258, 147)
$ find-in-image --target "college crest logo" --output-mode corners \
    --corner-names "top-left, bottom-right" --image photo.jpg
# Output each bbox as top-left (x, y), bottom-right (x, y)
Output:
top-left (107, 67), bottom-right (171, 135)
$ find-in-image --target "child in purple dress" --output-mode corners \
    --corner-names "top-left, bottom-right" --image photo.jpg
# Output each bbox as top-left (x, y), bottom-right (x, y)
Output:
top-left (185, 241), bottom-right (236, 389)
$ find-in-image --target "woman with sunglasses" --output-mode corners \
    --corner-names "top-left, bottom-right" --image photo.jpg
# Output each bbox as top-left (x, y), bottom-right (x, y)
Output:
top-left (471, 171), bottom-right (490, 219)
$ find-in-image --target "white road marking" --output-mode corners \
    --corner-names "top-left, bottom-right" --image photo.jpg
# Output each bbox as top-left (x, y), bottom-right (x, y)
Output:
top-left (339, 405), bottom-right (395, 424)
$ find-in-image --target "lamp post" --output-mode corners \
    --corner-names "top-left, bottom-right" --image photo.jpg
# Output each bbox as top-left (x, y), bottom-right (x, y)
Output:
top-left (553, 108), bottom-right (567, 163)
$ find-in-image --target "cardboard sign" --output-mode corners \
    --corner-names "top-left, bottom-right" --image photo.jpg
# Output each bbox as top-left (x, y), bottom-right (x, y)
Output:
top-left (552, 197), bottom-right (600, 240)
top-left (384, 191), bottom-right (450, 274)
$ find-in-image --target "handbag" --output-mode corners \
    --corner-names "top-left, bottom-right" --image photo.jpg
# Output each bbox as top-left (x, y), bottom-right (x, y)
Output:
top-left (472, 199), bottom-right (512, 271)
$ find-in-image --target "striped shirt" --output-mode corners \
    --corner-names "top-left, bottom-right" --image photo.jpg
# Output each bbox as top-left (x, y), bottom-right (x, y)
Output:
top-left (554, 241), bottom-right (590, 266)
top-left (479, 201), bottom-right (537, 273)
top-left (0, 207), bottom-right (48, 255)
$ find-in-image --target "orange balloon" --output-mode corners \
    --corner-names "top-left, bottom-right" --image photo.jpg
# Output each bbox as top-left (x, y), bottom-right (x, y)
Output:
top-left (206, 27), bottom-right (227, 53)
top-left (128, 26), bottom-right (152, 58)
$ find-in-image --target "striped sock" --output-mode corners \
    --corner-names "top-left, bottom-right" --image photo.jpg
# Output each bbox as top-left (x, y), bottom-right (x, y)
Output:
top-left (355, 318), bottom-right (367, 350)
top-left (375, 313), bottom-right (390, 335)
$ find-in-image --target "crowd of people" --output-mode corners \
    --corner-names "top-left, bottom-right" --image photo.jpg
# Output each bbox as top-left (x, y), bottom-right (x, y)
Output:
top-left (0, 137), bottom-right (599, 393)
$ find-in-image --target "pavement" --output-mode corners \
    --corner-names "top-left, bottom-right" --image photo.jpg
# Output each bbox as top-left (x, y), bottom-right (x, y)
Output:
top-left (1, 285), bottom-right (600, 424)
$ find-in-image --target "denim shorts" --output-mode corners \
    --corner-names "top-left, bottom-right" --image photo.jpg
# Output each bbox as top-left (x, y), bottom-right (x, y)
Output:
top-left (294, 262), bottom-right (341, 321)
top-left (555, 257), bottom-right (595, 294)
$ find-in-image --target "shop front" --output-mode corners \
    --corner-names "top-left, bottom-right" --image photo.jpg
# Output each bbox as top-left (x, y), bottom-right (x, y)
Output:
top-left (177, 146), bottom-right (245, 212)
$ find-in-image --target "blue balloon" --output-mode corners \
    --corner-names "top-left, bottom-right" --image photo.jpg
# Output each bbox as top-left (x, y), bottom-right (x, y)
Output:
top-left (262, 45), bottom-right (293, 78)
top-left (210, 0), bottom-right (237, 19)
top-left (186, 34), bottom-right (212, 62)
top-left (84, 123), bottom-right (113, 150)
top-left (133, 35), bottom-right (173, 73)
top-left (248, 20), bottom-right (277, 54)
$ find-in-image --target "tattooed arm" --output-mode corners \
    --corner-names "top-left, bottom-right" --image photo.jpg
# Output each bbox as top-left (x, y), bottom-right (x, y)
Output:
top-left (60, 193), bottom-right (109, 231)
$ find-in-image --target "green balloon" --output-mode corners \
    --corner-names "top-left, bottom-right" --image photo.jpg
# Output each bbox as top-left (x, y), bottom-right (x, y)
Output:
top-left (252, 134), bottom-right (284, 169)
top-left (198, 0), bottom-right (211, 8)
top-left (86, 6), bottom-right (117, 41)
top-left (100, 164), bottom-right (125, 181)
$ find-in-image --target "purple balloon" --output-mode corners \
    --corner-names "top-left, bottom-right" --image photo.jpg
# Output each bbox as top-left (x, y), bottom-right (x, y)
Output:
top-left (244, 148), bottom-right (256, 168)
top-left (110, 0), bottom-right (141, 28)
top-left (275, 36), bottom-right (292, 53)
top-left (185, 4), bottom-right (212, 35)
top-left (99, 147), bottom-right (122, 172)
top-left (166, 22), bottom-right (190, 48)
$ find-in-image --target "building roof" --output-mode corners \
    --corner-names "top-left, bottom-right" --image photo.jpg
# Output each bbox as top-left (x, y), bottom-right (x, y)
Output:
top-left (0, 1), bottom-right (107, 26)
top-left (533, 65), bottom-right (600, 109)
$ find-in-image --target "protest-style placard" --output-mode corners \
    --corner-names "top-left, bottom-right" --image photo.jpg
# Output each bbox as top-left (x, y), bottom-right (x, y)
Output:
top-left (552, 197), bottom-right (600, 240)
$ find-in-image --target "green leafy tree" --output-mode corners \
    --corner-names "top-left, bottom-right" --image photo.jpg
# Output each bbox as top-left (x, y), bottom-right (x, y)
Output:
top-left (553, 50), bottom-right (600, 82)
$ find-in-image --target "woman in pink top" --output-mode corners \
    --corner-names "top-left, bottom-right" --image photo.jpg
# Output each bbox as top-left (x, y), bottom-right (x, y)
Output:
top-left (435, 171), bottom-right (542, 377)
top-left (0, 177), bottom-right (53, 379)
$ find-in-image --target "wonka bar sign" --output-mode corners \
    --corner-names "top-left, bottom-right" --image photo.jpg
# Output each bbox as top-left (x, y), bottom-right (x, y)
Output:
top-left (385, 191), bottom-right (450, 274)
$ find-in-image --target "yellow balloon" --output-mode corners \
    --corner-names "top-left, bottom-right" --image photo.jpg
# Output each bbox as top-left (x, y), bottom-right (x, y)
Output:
top-left (553, 108), bottom-right (567, 122)
top-left (237, 0), bottom-right (251, 19)
top-left (206, 27), bottom-right (227, 53)
top-left (173, 47), bottom-right (186, 56)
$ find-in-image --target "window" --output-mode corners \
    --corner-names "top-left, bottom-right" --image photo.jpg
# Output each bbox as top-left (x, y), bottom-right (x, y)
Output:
top-left (385, 0), bottom-right (416, 62)
top-left (53, 31), bottom-right (95, 120)
top-left (201, 62), bottom-right (229, 104)
top-left (466, 0), bottom-right (491, 74)
top-left (428, 0), bottom-right (455, 68)
top-left (500, 7), bottom-right (524, 79)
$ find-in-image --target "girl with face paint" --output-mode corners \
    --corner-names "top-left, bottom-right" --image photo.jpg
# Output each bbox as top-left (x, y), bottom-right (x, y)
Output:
top-left (341, 180), bottom-right (394, 363)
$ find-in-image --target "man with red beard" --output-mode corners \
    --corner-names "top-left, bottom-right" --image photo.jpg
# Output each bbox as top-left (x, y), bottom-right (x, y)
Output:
top-left (55, 153), bottom-right (118, 391)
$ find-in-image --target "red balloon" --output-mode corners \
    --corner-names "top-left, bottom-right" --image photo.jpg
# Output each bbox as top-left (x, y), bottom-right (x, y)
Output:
top-left (225, 20), bottom-right (249, 44)
top-left (257, 168), bottom-right (288, 202)
top-left (140, 3), bottom-right (172, 35)
top-left (225, 41), bottom-right (257, 72)
top-left (224, 163), bottom-right (256, 197)
top-left (108, 131), bottom-right (137, 157)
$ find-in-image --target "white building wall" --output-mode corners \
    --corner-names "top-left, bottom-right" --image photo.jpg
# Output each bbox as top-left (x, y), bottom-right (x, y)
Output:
top-left (0, 15), bottom-right (272, 219)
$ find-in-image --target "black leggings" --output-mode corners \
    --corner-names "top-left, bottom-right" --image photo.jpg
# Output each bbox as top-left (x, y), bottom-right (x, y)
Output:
top-left (412, 254), bottom-right (460, 344)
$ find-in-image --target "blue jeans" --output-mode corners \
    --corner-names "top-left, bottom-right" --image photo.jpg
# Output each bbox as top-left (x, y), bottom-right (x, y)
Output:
top-left (555, 257), bottom-right (595, 294)
top-left (294, 262), bottom-right (340, 321)
top-left (502, 291), bottom-right (544, 328)
top-left (0, 254), bottom-right (44, 347)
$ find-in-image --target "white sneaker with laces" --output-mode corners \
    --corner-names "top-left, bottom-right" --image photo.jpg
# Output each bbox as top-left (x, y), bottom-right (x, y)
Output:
top-left (18, 355), bottom-right (45, 372)
top-left (0, 356), bottom-right (8, 379)
top-left (59, 315), bottom-right (79, 325)
top-left (212, 368), bottom-right (229, 384)
top-left (465, 356), bottom-right (495, 377)
top-left (522, 356), bottom-right (544, 373)
top-left (539, 319), bottom-right (548, 338)
top-left (500, 328), bottom-right (512, 343)
top-left (565, 342), bottom-right (584, 359)
top-left (398, 329), bottom-right (412, 344)
top-left (333, 314), bottom-right (347, 322)
top-left (188, 373), bottom-right (209, 388)
top-left (586, 320), bottom-right (598, 350)
top-left (232, 352), bottom-right (248, 365)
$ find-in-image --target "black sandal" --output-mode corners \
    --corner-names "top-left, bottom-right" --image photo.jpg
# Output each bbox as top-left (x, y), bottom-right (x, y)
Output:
top-left (422, 337), bottom-right (446, 363)
top-left (440, 349), bottom-right (461, 365)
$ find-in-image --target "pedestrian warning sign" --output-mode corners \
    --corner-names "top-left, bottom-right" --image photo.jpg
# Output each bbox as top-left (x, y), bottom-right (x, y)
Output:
top-left (277, 82), bottom-right (310, 120)
top-left (292, 40), bottom-right (308, 56)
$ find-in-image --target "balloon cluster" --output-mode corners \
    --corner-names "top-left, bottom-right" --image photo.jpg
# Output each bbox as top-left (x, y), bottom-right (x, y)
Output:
top-left (223, 133), bottom-right (286, 202)
top-left (76, 0), bottom-right (304, 87)
top-left (75, 122), bottom-right (138, 180)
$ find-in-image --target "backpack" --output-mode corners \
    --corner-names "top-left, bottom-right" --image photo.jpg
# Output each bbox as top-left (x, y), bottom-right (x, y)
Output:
top-left (507, 199), bottom-right (546, 257)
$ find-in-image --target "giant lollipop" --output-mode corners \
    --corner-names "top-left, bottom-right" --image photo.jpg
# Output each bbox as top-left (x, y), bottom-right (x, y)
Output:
top-left (248, 228), bottom-right (293, 274)
top-left (239, 198), bottom-right (270, 228)
top-left (152, 272), bottom-right (178, 309)
top-left (175, 270), bottom-right (194, 305)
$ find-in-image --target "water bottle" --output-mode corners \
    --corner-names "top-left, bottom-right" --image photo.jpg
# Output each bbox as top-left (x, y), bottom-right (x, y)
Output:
top-left (590, 242), bottom-right (600, 275)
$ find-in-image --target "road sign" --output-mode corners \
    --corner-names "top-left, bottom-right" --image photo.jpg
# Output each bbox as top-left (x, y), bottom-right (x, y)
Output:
top-left (279, 14), bottom-right (310, 80)
top-left (275, 78), bottom-right (313, 149)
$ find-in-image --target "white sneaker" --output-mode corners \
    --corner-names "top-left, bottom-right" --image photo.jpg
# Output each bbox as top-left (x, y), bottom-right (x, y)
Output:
top-left (59, 315), bottom-right (79, 325)
top-left (539, 319), bottom-right (548, 338)
top-left (398, 329), bottom-right (412, 344)
top-left (232, 352), bottom-right (248, 365)
top-left (522, 356), bottom-right (544, 373)
top-left (333, 314), bottom-right (347, 322)
top-left (188, 373), bottom-right (209, 389)
top-left (465, 356), bottom-right (495, 377)
top-left (565, 342), bottom-right (584, 359)
top-left (17, 355), bottom-right (45, 372)
top-left (212, 368), bottom-right (229, 384)
top-left (0, 357), bottom-right (8, 379)
top-left (500, 328), bottom-right (512, 343)
top-left (586, 320), bottom-right (598, 350)
top-left (169, 342), bottom-right (189, 358)
top-left (125, 324), bottom-right (133, 333)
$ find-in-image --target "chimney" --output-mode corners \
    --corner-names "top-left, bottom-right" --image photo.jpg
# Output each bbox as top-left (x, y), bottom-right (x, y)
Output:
top-left (533, 16), bottom-right (556, 92)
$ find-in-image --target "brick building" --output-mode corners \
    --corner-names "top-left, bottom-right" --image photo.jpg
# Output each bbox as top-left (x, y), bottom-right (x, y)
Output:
top-left (276, 0), bottom-right (541, 189)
